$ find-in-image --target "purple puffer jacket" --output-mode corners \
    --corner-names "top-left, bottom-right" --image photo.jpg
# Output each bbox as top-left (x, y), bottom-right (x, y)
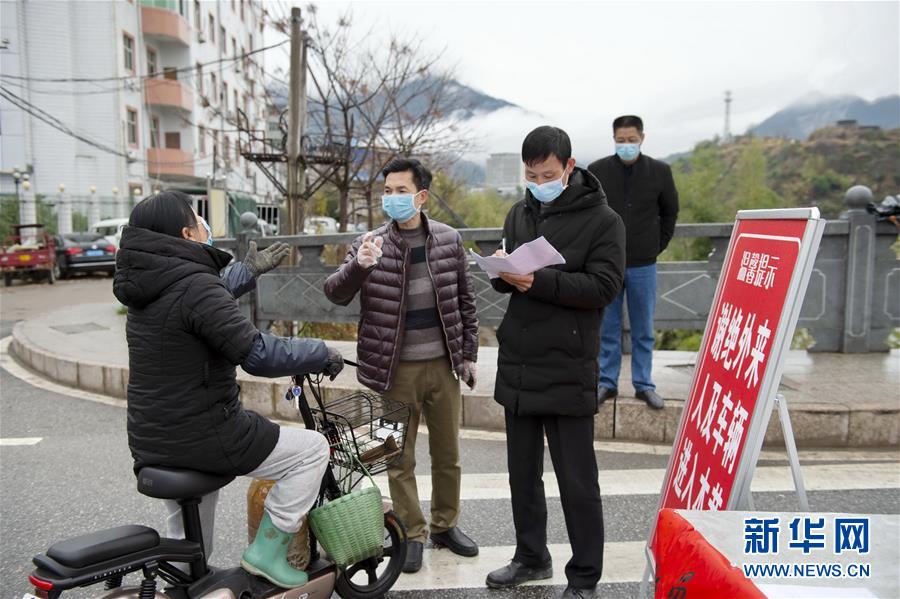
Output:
top-left (324, 214), bottom-right (478, 391)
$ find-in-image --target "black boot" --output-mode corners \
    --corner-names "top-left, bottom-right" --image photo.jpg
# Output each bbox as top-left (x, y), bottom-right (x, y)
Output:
top-left (562, 584), bottom-right (597, 598)
top-left (485, 560), bottom-right (552, 589)
top-left (402, 541), bottom-right (423, 573)
top-left (430, 527), bottom-right (478, 557)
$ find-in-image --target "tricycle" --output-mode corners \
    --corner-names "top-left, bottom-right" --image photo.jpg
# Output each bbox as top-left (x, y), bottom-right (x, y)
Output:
top-left (0, 223), bottom-right (59, 286)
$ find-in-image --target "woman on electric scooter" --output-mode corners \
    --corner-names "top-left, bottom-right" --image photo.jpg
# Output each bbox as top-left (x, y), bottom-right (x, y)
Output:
top-left (113, 191), bottom-right (344, 589)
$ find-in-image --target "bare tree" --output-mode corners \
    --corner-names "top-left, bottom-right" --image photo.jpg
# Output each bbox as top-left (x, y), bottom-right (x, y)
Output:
top-left (303, 6), bottom-right (472, 232)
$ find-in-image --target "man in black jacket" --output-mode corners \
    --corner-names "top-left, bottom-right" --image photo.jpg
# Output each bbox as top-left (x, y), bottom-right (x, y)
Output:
top-left (485, 126), bottom-right (625, 599)
top-left (587, 115), bottom-right (679, 410)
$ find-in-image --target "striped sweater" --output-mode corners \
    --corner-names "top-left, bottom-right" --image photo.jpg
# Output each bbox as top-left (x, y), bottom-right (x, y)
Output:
top-left (399, 225), bottom-right (447, 361)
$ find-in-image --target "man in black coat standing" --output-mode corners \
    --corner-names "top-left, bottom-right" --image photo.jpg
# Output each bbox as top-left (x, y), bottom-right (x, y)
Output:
top-left (588, 115), bottom-right (679, 410)
top-left (485, 126), bottom-right (625, 599)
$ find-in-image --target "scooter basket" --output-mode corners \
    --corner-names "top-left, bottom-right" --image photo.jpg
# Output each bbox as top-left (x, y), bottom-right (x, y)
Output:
top-left (308, 485), bottom-right (383, 567)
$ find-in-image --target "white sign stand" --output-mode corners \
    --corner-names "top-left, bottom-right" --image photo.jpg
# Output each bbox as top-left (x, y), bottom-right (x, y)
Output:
top-left (639, 208), bottom-right (825, 598)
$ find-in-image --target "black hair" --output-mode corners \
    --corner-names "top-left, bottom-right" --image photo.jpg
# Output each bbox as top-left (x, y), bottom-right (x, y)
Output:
top-left (129, 190), bottom-right (197, 238)
top-left (521, 126), bottom-right (571, 166)
top-left (613, 115), bottom-right (644, 134)
top-left (381, 157), bottom-right (433, 191)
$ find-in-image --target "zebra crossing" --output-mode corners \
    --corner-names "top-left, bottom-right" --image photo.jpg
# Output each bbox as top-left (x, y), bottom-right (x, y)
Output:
top-left (381, 426), bottom-right (900, 596)
top-left (1, 351), bottom-right (898, 598)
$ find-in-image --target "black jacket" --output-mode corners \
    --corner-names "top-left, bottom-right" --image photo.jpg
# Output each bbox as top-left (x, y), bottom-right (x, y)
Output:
top-left (114, 227), bottom-right (284, 476)
top-left (492, 168), bottom-right (625, 416)
top-left (587, 154), bottom-right (679, 267)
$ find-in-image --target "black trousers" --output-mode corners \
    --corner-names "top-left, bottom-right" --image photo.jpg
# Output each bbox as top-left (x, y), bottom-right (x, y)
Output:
top-left (505, 409), bottom-right (605, 588)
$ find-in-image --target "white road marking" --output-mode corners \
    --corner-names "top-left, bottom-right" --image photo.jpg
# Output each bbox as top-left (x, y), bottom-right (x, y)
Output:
top-left (373, 462), bottom-right (900, 501)
top-left (391, 541), bottom-right (646, 590)
top-left (0, 437), bottom-right (43, 446)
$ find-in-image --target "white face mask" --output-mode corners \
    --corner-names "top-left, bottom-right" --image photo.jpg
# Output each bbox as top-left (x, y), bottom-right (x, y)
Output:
top-left (525, 168), bottom-right (569, 203)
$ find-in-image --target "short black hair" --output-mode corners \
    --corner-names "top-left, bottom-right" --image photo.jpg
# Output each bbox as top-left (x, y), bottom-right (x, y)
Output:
top-left (613, 115), bottom-right (644, 134)
top-left (381, 157), bottom-right (432, 191)
top-left (521, 126), bottom-right (571, 166)
top-left (129, 190), bottom-right (197, 238)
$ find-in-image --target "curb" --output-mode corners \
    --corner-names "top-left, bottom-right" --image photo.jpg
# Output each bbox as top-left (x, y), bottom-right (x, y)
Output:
top-left (9, 322), bottom-right (899, 448)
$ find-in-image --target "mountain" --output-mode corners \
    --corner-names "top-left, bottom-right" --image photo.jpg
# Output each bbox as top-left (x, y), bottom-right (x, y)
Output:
top-left (748, 94), bottom-right (900, 140)
top-left (265, 77), bottom-right (518, 122)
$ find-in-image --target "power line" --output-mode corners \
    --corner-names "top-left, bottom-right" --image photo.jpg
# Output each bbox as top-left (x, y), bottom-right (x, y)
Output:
top-left (0, 39), bottom-right (287, 84)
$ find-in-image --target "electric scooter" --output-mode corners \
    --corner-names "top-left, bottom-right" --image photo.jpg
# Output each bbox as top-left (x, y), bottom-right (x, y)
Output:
top-left (25, 366), bottom-right (409, 599)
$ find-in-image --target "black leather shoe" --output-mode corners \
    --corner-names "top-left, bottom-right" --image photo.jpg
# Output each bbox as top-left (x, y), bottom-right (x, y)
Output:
top-left (598, 387), bottom-right (618, 405)
top-left (430, 527), bottom-right (478, 557)
top-left (402, 541), bottom-right (423, 573)
top-left (562, 584), bottom-right (597, 598)
top-left (636, 389), bottom-right (665, 410)
top-left (485, 560), bottom-right (552, 589)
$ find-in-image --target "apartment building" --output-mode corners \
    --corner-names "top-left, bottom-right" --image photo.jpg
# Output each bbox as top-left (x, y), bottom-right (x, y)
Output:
top-left (0, 0), bottom-right (276, 208)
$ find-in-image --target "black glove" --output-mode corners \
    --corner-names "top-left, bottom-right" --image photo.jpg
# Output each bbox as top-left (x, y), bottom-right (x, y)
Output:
top-left (324, 346), bottom-right (344, 380)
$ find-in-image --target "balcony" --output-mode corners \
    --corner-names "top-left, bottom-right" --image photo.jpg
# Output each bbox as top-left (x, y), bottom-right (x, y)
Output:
top-left (141, 6), bottom-right (190, 46)
top-left (147, 148), bottom-right (194, 178)
top-left (144, 78), bottom-right (192, 112)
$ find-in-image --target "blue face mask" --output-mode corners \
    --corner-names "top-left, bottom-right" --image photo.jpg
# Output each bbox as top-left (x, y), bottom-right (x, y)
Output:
top-left (615, 143), bottom-right (641, 162)
top-left (382, 192), bottom-right (421, 223)
top-left (525, 168), bottom-right (569, 203)
top-left (201, 218), bottom-right (213, 246)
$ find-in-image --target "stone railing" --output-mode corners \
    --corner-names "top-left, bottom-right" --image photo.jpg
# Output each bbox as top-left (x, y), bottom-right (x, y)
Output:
top-left (218, 186), bottom-right (898, 353)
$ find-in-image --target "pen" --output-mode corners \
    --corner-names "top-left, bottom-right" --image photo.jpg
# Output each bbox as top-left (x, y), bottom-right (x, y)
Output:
top-left (502, 238), bottom-right (506, 253)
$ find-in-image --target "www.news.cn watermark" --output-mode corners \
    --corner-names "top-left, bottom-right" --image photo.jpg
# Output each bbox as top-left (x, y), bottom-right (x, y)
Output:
top-left (742, 515), bottom-right (871, 579)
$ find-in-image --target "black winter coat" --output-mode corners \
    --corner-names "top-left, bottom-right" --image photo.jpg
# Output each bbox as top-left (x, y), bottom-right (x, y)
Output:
top-left (587, 154), bottom-right (679, 267)
top-left (492, 168), bottom-right (625, 416)
top-left (113, 226), bottom-right (279, 475)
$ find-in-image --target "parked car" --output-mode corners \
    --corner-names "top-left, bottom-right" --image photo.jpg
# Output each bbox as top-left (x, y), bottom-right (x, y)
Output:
top-left (89, 218), bottom-right (129, 249)
top-left (55, 233), bottom-right (117, 278)
top-left (303, 216), bottom-right (339, 235)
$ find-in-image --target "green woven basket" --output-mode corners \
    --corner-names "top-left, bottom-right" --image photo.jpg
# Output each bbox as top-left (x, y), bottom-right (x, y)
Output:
top-left (309, 484), bottom-right (384, 567)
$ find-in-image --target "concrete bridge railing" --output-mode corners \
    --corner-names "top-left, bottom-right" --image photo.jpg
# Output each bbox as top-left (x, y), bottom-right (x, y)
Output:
top-left (217, 186), bottom-right (898, 353)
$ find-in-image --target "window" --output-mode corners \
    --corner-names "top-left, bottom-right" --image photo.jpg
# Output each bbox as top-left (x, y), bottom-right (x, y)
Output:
top-left (150, 116), bottom-right (160, 148)
top-left (198, 125), bottom-right (206, 156)
top-left (208, 14), bottom-right (215, 43)
top-left (223, 81), bottom-right (228, 110)
top-left (219, 26), bottom-right (226, 54)
top-left (232, 36), bottom-right (237, 59)
top-left (240, 0), bottom-right (244, 21)
top-left (196, 62), bottom-right (203, 94)
top-left (233, 89), bottom-right (239, 115)
top-left (231, 0), bottom-right (235, 12)
top-left (210, 72), bottom-right (217, 103)
top-left (223, 136), bottom-right (230, 165)
top-left (194, 1), bottom-right (202, 41)
top-left (126, 108), bottom-right (139, 146)
top-left (123, 33), bottom-right (135, 73)
top-left (165, 132), bottom-right (181, 149)
top-left (213, 131), bottom-right (219, 159)
top-left (146, 48), bottom-right (157, 77)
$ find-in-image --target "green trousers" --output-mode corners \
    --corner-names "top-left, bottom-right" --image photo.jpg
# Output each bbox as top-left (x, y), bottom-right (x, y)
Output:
top-left (383, 357), bottom-right (462, 543)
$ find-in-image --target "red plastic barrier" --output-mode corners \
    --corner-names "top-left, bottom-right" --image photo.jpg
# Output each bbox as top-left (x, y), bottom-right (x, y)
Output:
top-left (652, 508), bottom-right (766, 599)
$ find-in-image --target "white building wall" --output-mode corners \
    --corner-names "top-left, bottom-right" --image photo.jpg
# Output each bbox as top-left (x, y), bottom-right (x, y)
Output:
top-left (1, 0), bottom-right (274, 205)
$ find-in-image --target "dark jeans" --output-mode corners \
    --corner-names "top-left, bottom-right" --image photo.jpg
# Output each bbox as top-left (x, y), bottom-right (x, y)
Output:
top-left (505, 409), bottom-right (604, 588)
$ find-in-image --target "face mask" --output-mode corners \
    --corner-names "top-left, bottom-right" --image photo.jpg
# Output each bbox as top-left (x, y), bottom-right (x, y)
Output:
top-left (525, 168), bottom-right (569, 203)
top-left (615, 143), bottom-right (641, 162)
top-left (382, 191), bottom-right (421, 223)
top-left (201, 218), bottom-right (213, 246)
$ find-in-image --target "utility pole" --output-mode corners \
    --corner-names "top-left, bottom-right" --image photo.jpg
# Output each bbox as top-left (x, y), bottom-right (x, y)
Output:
top-left (286, 6), bottom-right (307, 236)
top-left (723, 90), bottom-right (733, 144)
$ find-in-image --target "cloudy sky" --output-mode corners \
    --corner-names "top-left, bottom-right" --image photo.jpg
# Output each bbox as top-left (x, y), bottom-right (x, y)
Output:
top-left (270, 1), bottom-right (899, 160)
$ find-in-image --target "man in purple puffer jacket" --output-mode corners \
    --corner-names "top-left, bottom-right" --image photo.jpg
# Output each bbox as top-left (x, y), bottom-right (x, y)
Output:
top-left (324, 157), bottom-right (479, 574)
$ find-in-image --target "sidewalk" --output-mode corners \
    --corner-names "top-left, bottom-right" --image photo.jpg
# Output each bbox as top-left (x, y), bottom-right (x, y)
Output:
top-left (9, 302), bottom-right (900, 447)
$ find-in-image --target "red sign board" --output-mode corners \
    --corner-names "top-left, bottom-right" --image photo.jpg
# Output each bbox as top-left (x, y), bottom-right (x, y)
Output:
top-left (658, 218), bottom-right (809, 513)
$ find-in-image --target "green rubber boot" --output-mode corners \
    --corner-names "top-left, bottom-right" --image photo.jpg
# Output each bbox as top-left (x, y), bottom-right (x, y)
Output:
top-left (240, 512), bottom-right (309, 588)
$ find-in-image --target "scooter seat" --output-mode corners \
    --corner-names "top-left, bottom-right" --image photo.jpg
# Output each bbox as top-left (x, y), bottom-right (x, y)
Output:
top-left (137, 466), bottom-right (234, 500)
top-left (46, 525), bottom-right (159, 569)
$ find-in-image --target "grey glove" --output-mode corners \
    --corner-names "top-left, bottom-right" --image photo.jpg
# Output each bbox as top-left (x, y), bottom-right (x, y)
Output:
top-left (244, 241), bottom-right (291, 277)
top-left (324, 346), bottom-right (344, 381)
top-left (461, 360), bottom-right (477, 389)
